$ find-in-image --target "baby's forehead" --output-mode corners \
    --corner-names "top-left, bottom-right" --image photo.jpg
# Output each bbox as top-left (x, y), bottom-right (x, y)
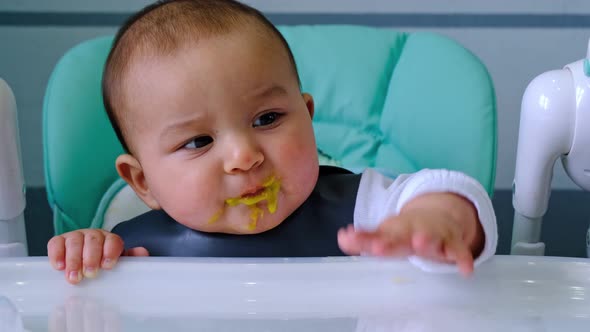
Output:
top-left (115, 24), bottom-right (298, 117)
top-left (125, 25), bottom-right (279, 72)
top-left (125, 31), bottom-right (293, 89)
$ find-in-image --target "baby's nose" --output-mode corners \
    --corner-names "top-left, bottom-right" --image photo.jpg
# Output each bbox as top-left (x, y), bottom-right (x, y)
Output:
top-left (223, 137), bottom-right (264, 174)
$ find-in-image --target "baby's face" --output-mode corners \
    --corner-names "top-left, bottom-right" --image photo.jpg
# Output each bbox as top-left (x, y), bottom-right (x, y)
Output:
top-left (121, 30), bottom-right (319, 234)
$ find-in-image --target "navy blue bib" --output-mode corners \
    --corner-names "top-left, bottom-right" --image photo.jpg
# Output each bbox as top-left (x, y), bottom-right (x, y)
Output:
top-left (112, 166), bottom-right (361, 257)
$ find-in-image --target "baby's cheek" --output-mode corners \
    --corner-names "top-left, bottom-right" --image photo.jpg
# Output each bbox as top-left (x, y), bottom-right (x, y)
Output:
top-left (160, 177), bottom-right (215, 227)
top-left (276, 139), bottom-right (318, 194)
top-left (276, 140), bottom-right (301, 155)
top-left (278, 133), bottom-right (316, 160)
top-left (278, 143), bottom-right (317, 175)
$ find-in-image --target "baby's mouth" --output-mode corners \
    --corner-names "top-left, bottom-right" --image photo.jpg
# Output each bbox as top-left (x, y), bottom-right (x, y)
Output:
top-left (231, 187), bottom-right (268, 205)
top-left (225, 176), bottom-right (280, 209)
top-left (208, 176), bottom-right (281, 230)
top-left (242, 187), bottom-right (264, 197)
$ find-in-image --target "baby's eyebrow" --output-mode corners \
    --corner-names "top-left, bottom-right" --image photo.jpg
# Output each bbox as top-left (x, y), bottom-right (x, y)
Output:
top-left (160, 115), bottom-right (206, 141)
top-left (249, 84), bottom-right (288, 100)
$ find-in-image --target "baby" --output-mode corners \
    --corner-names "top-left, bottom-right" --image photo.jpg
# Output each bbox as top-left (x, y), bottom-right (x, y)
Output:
top-left (47, 0), bottom-right (497, 284)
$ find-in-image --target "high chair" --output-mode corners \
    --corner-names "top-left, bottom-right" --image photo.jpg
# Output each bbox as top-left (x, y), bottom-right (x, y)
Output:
top-left (42, 25), bottom-right (497, 234)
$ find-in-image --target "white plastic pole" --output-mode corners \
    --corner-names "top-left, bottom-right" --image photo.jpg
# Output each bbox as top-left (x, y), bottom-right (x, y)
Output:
top-left (0, 78), bottom-right (27, 257)
top-left (511, 69), bottom-right (575, 255)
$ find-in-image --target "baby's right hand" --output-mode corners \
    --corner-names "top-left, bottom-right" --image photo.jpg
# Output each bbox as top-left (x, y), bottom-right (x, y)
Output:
top-left (47, 229), bottom-right (149, 284)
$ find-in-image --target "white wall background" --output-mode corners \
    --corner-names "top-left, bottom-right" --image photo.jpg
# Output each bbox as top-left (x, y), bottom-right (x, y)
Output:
top-left (1, 0), bottom-right (590, 189)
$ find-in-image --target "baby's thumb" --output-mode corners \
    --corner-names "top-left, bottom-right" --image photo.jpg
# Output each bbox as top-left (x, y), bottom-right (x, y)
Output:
top-left (337, 228), bottom-right (362, 255)
top-left (124, 247), bottom-right (150, 257)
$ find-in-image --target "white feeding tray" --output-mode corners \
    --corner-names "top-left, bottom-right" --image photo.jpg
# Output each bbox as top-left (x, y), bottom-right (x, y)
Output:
top-left (0, 255), bottom-right (589, 331)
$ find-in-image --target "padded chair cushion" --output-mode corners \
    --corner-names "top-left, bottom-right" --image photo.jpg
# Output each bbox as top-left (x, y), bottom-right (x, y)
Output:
top-left (43, 25), bottom-right (496, 234)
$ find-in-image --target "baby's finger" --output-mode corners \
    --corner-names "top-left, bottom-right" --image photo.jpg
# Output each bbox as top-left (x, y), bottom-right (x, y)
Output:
top-left (337, 227), bottom-right (364, 255)
top-left (82, 230), bottom-right (105, 279)
top-left (369, 234), bottom-right (413, 257)
top-left (337, 227), bottom-right (385, 255)
top-left (124, 246), bottom-right (150, 257)
top-left (445, 241), bottom-right (474, 277)
top-left (47, 236), bottom-right (66, 270)
top-left (411, 232), bottom-right (444, 259)
top-left (64, 233), bottom-right (84, 284)
top-left (369, 220), bottom-right (414, 256)
top-left (101, 233), bottom-right (125, 270)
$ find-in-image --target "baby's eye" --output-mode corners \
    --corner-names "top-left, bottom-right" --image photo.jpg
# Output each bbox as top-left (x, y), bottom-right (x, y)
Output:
top-left (253, 112), bottom-right (282, 128)
top-left (184, 136), bottom-right (213, 149)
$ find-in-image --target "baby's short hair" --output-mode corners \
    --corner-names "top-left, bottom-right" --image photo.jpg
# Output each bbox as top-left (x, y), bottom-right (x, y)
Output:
top-left (102, 0), bottom-right (299, 153)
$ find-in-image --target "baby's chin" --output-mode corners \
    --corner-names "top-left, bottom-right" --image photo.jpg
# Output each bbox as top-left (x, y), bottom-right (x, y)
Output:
top-left (179, 198), bottom-right (295, 235)
top-left (183, 213), bottom-right (286, 235)
top-left (218, 204), bottom-right (291, 235)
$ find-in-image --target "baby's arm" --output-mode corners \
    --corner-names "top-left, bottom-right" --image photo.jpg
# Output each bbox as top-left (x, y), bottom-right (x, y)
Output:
top-left (47, 229), bottom-right (149, 284)
top-left (338, 169), bottom-right (497, 276)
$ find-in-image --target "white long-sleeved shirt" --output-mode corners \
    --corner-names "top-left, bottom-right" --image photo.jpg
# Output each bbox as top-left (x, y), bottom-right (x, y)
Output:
top-left (354, 168), bottom-right (497, 273)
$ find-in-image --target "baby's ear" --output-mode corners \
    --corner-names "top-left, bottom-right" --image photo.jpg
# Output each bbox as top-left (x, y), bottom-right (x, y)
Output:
top-left (115, 154), bottom-right (161, 210)
top-left (302, 93), bottom-right (314, 119)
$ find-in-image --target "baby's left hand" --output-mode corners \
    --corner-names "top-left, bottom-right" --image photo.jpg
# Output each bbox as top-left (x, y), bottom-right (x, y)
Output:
top-left (337, 193), bottom-right (484, 277)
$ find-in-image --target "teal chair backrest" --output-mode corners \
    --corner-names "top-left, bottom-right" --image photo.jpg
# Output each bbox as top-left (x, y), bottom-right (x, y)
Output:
top-left (44, 25), bottom-right (496, 234)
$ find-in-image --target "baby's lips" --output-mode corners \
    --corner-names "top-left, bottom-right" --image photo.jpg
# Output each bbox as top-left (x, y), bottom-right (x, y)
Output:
top-left (240, 186), bottom-right (265, 197)
top-left (226, 190), bottom-right (268, 206)
top-left (227, 177), bottom-right (280, 206)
